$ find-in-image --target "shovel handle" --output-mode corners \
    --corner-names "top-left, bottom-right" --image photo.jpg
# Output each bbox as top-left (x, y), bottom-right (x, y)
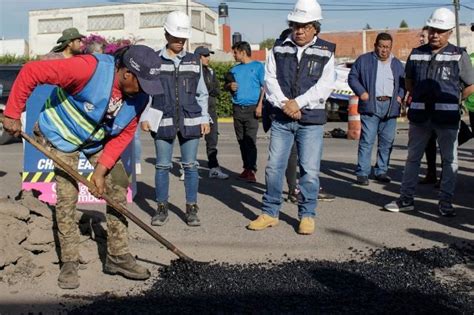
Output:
top-left (1, 117), bottom-right (193, 261)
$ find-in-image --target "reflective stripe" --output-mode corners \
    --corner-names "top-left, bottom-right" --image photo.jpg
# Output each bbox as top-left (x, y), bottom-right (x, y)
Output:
top-left (179, 64), bottom-right (200, 73)
top-left (410, 102), bottom-right (425, 110)
top-left (274, 46), bottom-right (296, 54)
top-left (57, 89), bottom-right (105, 141)
top-left (435, 54), bottom-right (461, 62)
top-left (305, 47), bottom-right (332, 58)
top-left (409, 54), bottom-right (431, 61)
top-left (184, 116), bottom-right (202, 126)
top-left (160, 64), bottom-right (175, 72)
top-left (44, 99), bottom-right (82, 145)
top-left (435, 103), bottom-right (459, 111)
top-left (348, 115), bottom-right (360, 121)
top-left (160, 118), bottom-right (174, 127)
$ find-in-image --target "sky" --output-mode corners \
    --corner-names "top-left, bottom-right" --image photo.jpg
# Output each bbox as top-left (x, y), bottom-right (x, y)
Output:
top-left (0, 0), bottom-right (472, 43)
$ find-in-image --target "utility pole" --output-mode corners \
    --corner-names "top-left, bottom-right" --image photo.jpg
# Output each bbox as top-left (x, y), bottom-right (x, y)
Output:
top-left (186, 0), bottom-right (190, 51)
top-left (453, 0), bottom-right (460, 46)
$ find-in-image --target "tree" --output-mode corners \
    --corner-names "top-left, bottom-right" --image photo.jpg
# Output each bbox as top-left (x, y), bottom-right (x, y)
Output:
top-left (363, 23), bottom-right (372, 30)
top-left (259, 38), bottom-right (275, 50)
top-left (399, 20), bottom-right (408, 28)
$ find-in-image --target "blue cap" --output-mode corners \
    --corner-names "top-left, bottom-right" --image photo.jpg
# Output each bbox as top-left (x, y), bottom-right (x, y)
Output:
top-left (123, 45), bottom-right (163, 95)
top-left (194, 46), bottom-right (214, 56)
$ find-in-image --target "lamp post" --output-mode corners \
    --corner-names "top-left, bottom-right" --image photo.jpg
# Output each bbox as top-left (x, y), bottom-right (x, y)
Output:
top-left (453, 0), bottom-right (460, 46)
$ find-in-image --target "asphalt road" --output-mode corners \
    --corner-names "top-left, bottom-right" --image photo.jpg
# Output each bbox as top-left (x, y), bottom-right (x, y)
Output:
top-left (1, 121), bottom-right (472, 264)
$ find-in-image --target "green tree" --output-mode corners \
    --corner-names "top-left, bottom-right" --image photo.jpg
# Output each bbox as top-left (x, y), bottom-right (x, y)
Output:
top-left (210, 61), bottom-right (234, 117)
top-left (259, 38), bottom-right (275, 50)
top-left (399, 19), bottom-right (408, 28)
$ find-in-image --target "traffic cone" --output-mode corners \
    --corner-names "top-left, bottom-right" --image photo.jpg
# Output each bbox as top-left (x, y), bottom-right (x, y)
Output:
top-left (347, 96), bottom-right (361, 140)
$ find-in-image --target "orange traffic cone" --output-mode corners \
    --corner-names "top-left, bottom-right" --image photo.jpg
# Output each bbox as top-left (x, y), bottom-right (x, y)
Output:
top-left (347, 96), bottom-right (361, 140)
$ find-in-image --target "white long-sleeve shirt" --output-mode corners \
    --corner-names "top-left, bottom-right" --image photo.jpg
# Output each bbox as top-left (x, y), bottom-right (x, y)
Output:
top-left (264, 35), bottom-right (336, 110)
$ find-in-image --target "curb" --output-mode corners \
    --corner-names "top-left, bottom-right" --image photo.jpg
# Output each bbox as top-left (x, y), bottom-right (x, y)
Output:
top-left (217, 117), bottom-right (234, 123)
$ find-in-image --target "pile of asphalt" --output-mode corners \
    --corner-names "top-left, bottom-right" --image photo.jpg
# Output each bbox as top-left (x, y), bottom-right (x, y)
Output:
top-left (72, 245), bottom-right (473, 314)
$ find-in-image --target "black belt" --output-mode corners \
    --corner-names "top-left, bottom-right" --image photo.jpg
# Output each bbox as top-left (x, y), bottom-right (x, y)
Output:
top-left (376, 96), bottom-right (391, 101)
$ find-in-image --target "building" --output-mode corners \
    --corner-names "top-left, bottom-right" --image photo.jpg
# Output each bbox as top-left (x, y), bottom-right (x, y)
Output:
top-left (0, 39), bottom-right (29, 56)
top-left (28, 0), bottom-right (220, 57)
top-left (322, 26), bottom-right (474, 62)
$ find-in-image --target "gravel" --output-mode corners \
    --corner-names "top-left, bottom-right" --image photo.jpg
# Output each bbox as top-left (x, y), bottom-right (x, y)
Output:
top-left (72, 245), bottom-right (474, 314)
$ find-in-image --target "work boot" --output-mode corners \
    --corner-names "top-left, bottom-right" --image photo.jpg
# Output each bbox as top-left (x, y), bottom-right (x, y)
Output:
top-left (247, 214), bottom-right (279, 231)
top-left (58, 261), bottom-right (80, 289)
top-left (298, 217), bottom-right (315, 235)
top-left (186, 204), bottom-right (201, 226)
top-left (104, 253), bottom-right (150, 280)
top-left (151, 202), bottom-right (169, 226)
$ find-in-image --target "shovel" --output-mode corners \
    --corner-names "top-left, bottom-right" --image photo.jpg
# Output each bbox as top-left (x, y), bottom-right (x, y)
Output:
top-left (1, 118), bottom-right (193, 262)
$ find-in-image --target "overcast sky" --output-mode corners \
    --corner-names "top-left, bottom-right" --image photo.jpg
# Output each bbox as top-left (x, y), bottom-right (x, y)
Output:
top-left (0, 0), bottom-right (472, 43)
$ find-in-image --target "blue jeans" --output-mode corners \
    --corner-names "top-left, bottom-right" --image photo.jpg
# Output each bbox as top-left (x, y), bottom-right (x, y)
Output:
top-left (262, 120), bottom-right (323, 219)
top-left (400, 120), bottom-right (459, 203)
top-left (356, 100), bottom-right (396, 177)
top-left (154, 133), bottom-right (200, 204)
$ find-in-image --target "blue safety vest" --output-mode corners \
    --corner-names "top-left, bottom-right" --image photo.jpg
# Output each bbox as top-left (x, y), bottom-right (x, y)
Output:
top-left (407, 43), bottom-right (463, 126)
top-left (38, 54), bottom-right (149, 154)
top-left (152, 51), bottom-right (202, 140)
top-left (271, 36), bottom-right (335, 124)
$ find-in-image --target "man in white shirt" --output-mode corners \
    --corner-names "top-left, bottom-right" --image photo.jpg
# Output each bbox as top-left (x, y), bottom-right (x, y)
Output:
top-left (247, 0), bottom-right (335, 235)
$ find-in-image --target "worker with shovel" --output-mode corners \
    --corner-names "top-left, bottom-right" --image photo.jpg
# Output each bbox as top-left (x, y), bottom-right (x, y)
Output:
top-left (2, 45), bottom-right (163, 289)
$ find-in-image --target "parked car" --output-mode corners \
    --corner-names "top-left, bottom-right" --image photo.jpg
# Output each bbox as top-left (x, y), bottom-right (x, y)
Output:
top-left (326, 61), bottom-right (355, 122)
top-left (0, 64), bottom-right (22, 144)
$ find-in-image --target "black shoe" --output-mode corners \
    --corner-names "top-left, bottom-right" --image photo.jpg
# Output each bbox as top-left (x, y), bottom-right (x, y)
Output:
top-left (151, 202), bottom-right (169, 226)
top-left (286, 188), bottom-right (299, 204)
top-left (186, 204), bottom-right (201, 226)
top-left (419, 174), bottom-right (437, 184)
top-left (438, 201), bottom-right (456, 217)
top-left (318, 187), bottom-right (335, 201)
top-left (374, 173), bottom-right (391, 183)
top-left (356, 176), bottom-right (369, 186)
top-left (434, 180), bottom-right (441, 189)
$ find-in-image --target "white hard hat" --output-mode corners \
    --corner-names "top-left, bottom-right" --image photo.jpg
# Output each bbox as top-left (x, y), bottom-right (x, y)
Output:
top-left (287, 0), bottom-right (323, 23)
top-left (164, 11), bottom-right (191, 39)
top-left (426, 7), bottom-right (455, 30)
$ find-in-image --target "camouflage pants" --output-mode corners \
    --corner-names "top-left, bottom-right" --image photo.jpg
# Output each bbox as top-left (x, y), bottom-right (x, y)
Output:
top-left (34, 126), bottom-right (130, 262)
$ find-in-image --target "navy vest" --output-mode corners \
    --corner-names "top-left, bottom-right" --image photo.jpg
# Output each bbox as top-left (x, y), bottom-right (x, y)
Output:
top-left (271, 36), bottom-right (335, 125)
top-left (407, 44), bottom-right (463, 126)
top-left (38, 54), bottom-right (149, 154)
top-left (152, 51), bottom-right (202, 140)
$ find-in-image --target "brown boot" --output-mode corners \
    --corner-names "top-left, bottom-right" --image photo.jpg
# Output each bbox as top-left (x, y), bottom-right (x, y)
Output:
top-left (104, 253), bottom-right (150, 280)
top-left (58, 261), bottom-right (80, 289)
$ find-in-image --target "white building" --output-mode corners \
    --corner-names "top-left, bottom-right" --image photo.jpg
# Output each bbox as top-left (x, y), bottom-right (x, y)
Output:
top-left (0, 39), bottom-right (29, 56)
top-left (28, 0), bottom-right (220, 57)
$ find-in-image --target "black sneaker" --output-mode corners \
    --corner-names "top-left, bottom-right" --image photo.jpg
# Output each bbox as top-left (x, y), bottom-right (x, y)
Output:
top-left (186, 204), bottom-right (201, 226)
top-left (286, 188), bottom-right (299, 204)
top-left (151, 202), bottom-right (169, 226)
top-left (438, 201), bottom-right (456, 217)
top-left (384, 199), bottom-right (415, 212)
top-left (374, 173), bottom-right (391, 183)
top-left (318, 187), bottom-right (335, 201)
top-left (356, 176), bottom-right (369, 186)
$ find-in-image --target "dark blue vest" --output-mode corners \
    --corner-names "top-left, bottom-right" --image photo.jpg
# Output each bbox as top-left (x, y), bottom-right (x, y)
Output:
top-left (271, 36), bottom-right (335, 125)
top-left (152, 51), bottom-right (202, 140)
top-left (407, 44), bottom-right (463, 126)
top-left (38, 54), bottom-right (149, 154)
